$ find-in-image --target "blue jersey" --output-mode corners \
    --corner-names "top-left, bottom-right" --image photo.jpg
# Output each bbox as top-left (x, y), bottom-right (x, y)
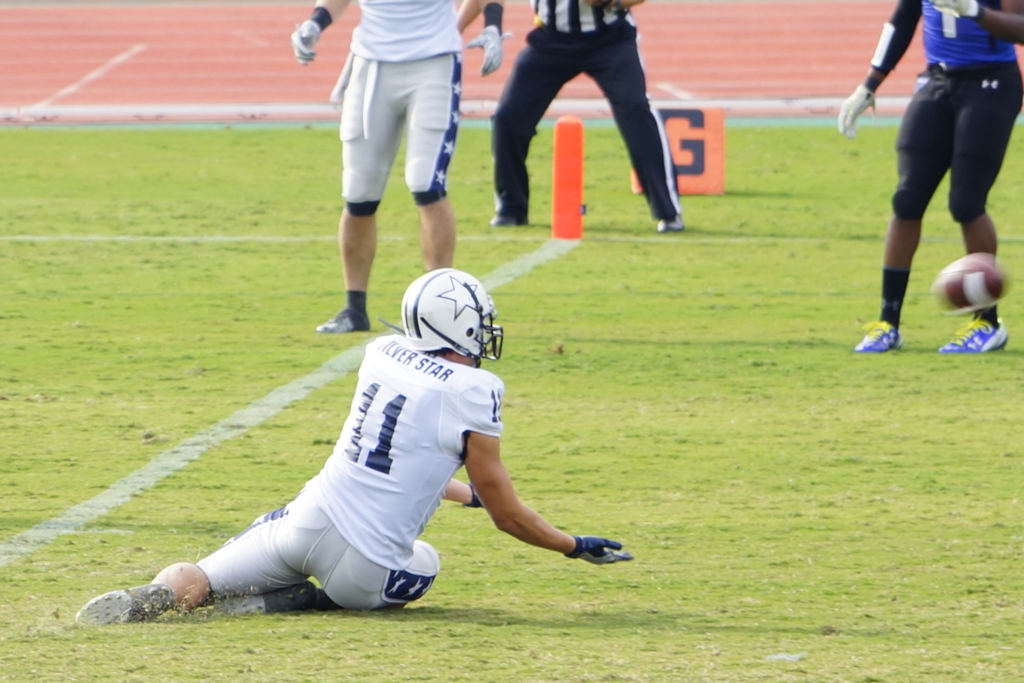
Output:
top-left (922, 1), bottom-right (1016, 67)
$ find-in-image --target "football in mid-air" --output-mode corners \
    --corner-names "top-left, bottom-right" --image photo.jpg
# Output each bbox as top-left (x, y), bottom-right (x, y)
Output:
top-left (931, 253), bottom-right (1008, 314)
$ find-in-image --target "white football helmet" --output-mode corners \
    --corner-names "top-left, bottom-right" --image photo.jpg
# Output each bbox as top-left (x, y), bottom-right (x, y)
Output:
top-left (401, 268), bottom-right (503, 364)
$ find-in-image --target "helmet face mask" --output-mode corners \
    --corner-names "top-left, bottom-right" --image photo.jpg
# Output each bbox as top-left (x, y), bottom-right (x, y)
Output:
top-left (401, 269), bottom-right (504, 365)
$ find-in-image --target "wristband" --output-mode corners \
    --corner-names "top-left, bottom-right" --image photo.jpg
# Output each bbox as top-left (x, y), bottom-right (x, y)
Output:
top-left (483, 2), bottom-right (503, 31)
top-left (863, 75), bottom-right (882, 93)
top-left (310, 6), bottom-right (332, 30)
top-left (975, 5), bottom-right (985, 20)
top-left (464, 484), bottom-right (484, 508)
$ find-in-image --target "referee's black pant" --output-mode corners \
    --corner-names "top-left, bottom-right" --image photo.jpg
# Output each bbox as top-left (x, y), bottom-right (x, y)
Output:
top-left (491, 21), bottom-right (680, 224)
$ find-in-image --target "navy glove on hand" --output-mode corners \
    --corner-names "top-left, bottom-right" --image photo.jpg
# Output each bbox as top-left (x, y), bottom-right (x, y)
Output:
top-left (565, 536), bottom-right (634, 564)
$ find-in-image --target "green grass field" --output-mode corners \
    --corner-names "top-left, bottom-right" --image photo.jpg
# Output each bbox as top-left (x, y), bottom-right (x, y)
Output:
top-left (1, 122), bottom-right (1023, 682)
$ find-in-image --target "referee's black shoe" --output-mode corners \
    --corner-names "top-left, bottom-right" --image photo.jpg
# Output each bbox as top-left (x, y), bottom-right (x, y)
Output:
top-left (656, 216), bottom-right (685, 233)
top-left (489, 214), bottom-right (528, 227)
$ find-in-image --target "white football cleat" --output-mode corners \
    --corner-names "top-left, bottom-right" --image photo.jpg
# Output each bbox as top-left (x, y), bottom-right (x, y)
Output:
top-left (76, 584), bottom-right (176, 625)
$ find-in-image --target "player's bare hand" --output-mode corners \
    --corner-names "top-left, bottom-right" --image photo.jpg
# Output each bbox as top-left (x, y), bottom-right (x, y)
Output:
top-left (565, 536), bottom-right (634, 564)
top-left (838, 85), bottom-right (875, 139)
top-left (291, 20), bottom-right (321, 65)
top-left (929, 0), bottom-right (980, 17)
top-left (466, 26), bottom-right (509, 77)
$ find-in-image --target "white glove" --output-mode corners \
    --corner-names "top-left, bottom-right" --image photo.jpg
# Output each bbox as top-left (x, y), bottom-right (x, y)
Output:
top-left (838, 85), bottom-right (876, 139)
top-left (930, 0), bottom-right (980, 18)
top-left (291, 20), bottom-right (322, 66)
top-left (466, 26), bottom-right (506, 77)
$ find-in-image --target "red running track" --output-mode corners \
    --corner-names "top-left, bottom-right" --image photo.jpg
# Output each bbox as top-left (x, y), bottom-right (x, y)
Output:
top-left (0, 1), bottom-right (949, 124)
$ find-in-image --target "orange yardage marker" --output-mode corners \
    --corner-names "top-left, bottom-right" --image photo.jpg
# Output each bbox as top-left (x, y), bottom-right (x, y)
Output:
top-left (631, 108), bottom-right (726, 196)
top-left (552, 116), bottom-right (585, 240)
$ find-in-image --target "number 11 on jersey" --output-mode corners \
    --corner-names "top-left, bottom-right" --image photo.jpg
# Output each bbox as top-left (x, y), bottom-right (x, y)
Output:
top-left (344, 382), bottom-right (408, 475)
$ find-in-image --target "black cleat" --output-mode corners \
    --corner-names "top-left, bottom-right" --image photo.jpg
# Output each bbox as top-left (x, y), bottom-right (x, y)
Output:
top-left (489, 214), bottom-right (528, 227)
top-left (76, 583), bottom-right (177, 625)
top-left (316, 308), bottom-right (370, 334)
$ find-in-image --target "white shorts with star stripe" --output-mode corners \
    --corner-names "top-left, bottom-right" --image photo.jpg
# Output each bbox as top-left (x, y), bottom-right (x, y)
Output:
top-left (338, 52), bottom-right (462, 203)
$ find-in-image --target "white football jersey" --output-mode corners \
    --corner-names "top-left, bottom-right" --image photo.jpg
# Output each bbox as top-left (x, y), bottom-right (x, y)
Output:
top-left (307, 335), bottom-right (504, 570)
top-left (351, 0), bottom-right (462, 63)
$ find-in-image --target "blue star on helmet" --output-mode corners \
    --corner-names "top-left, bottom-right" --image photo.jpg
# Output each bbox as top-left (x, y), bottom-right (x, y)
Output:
top-left (437, 274), bottom-right (480, 320)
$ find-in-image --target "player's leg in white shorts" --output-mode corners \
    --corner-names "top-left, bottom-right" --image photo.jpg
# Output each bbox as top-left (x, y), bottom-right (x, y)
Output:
top-left (277, 493), bottom-right (440, 609)
top-left (339, 56), bottom-right (405, 216)
top-left (340, 54), bottom-right (461, 213)
top-left (399, 53), bottom-right (461, 205)
top-left (196, 503), bottom-right (309, 597)
top-left (197, 492), bottom-right (440, 610)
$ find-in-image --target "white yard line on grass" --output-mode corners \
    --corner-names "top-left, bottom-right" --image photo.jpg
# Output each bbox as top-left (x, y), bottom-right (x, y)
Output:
top-left (3, 234), bottom-right (1020, 244)
top-left (0, 235), bottom-right (557, 243)
top-left (0, 238), bottom-right (580, 570)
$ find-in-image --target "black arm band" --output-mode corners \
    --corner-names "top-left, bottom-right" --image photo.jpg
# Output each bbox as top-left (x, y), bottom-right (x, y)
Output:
top-left (975, 5), bottom-right (986, 20)
top-left (311, 6), bottom-right (332, 30)
top-left (863, 74), bottom-right (882, 93)
top-left (483, 2), bottom-right (503, 31)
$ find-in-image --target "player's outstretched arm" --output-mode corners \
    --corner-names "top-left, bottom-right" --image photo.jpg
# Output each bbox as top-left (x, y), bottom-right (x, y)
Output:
top-left (457, 0), bottom-right (484, 32)
top-left (840, 0), bottom-right (921, 138)
top-left (463, 432), bottom-right (633, 563)
top-left (290, 0), bottom-right (351, 66)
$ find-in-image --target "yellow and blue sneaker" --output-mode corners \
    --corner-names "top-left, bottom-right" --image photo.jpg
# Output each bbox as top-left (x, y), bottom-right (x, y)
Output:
top-left (855, 321), bottom-right (902, 353)
top-left (938, 318), bottom-right (1008, 353)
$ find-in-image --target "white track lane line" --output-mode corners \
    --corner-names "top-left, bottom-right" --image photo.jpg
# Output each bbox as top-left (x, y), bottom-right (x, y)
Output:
top-left (0, 238), bottom-right (579, 569)
top-left (7, 96), bottom-right (916, 124)
top-left (232, 30), bottom-right (268, 47)
top-left (27, 44), bottom-right (147, 109)
top-left (656, 83), bottom-right (694, 100)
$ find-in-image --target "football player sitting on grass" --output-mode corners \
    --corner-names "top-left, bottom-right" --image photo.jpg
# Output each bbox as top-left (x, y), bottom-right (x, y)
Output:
top-left (77, 269), bottom-right (632, 625)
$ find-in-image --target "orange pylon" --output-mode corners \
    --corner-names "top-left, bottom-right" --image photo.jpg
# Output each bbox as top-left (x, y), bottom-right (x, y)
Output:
top-left (551, 116), bottom-right (584, 240)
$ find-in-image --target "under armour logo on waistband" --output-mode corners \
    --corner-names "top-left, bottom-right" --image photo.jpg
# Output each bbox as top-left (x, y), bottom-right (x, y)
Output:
top-left (982, 79), bottom-right (1000, 89)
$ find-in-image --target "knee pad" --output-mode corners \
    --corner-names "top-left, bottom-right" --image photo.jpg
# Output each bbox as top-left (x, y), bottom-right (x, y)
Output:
top-left (409, 540), bottom-right (441, 577)
top-left (412, 190), bottom-right (446, 206)
top-left (379, 541), bottom-right (440, 605)
top-left (346, 200), bottom-right (380, 217)
top-left (948, 190), bottom-right (985, 225)
top-left (891, 187), bottom-right (928, 221)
